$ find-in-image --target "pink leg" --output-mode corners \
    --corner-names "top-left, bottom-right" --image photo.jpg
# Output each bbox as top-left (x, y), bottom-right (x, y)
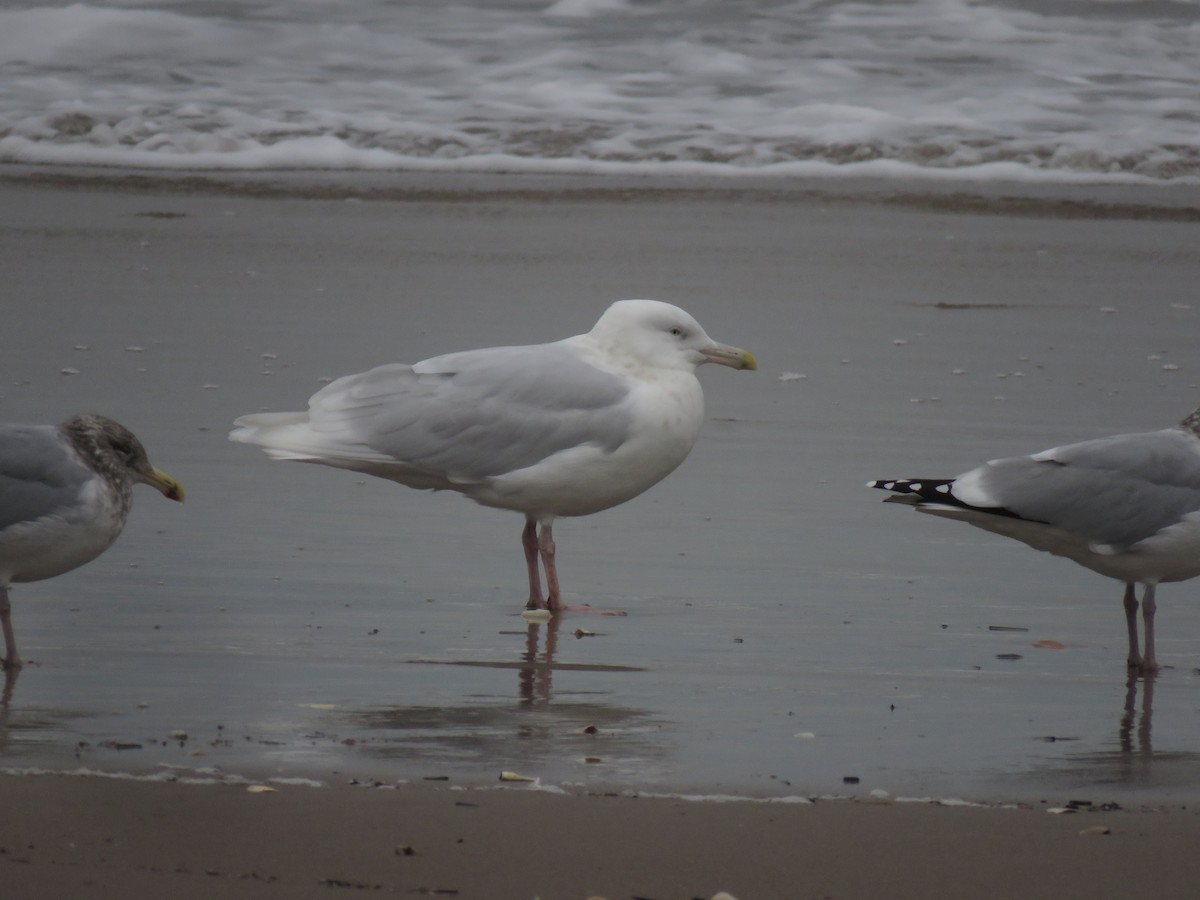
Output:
top-left (522, 518), bottom-right (545, 610)
top-left (539, 522), bottom-right (562, 613)
top-left (1123, 583), bottom-right (1141, 670)
top-left (0, 586), bottom-right (22, 670)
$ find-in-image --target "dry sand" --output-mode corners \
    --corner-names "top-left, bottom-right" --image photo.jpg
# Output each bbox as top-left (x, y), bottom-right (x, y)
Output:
top-left (3, 773), bottom-right (1200, 900)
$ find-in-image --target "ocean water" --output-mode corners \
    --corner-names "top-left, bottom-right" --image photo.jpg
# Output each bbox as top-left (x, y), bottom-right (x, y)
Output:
top-left (1, 0), bottom-right (1199, 183)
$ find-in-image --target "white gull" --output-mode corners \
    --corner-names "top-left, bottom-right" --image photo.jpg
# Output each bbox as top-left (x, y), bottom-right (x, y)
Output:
top-left (231, 300), bottom-right (756, 612)
top-left (870, 407), bottom-right (1200, 672)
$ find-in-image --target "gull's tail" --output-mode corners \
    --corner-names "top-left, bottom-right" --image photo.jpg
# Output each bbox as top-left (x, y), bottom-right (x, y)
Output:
top-left (230, 411), bottom-right (392, 465)
top-left (229, 411), bottom-right (329, 461)
top-left (230, 409), bottom-right (450, 490)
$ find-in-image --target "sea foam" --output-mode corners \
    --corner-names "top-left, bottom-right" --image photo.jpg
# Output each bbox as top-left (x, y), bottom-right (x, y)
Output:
top-left (1, 0), bottom-right (1198, 183)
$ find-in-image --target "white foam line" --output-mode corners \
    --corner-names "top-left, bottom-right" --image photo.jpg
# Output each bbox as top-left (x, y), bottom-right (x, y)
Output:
top-left (0, 765), bottom-right (326, 788)
top-left (2, 135), bottom-right (1197, 187)
top-left (626, 791), bottom-right (814, 805)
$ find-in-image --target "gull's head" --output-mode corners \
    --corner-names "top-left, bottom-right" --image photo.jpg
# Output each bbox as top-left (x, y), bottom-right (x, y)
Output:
top-left (589, 299), bottom-right (757, 373)
top-left (65, 414), bottom-right (186, 503)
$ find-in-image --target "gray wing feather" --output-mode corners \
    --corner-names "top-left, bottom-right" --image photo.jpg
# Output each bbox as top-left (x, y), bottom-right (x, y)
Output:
top-left (0, 425), bottom-right (89, 531)
top-left (309, 343), bottom-right (634, 481)
top-left (977, 428), bottom-right (1200, 550)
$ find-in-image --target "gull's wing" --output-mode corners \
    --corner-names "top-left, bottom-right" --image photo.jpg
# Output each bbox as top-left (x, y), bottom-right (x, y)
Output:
top-left (952, 428), bottom-right (1200, 552)
top-left (242, 342), bottom-right (636, 484)
top-left (0, 425), bottom-right (90, 532)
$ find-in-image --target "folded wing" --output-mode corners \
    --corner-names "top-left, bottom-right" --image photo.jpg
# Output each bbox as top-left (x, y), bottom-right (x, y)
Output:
top-left (232, 343), bottom-right (636, 488)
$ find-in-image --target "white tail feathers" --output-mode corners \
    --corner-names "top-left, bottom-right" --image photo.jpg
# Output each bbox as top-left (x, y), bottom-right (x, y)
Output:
top-left (230, 411), bottom-right (384, 463)
top-left (230, 412), bottom-right (311, 458)
top-left (229, 411), bottom-right (445, 490)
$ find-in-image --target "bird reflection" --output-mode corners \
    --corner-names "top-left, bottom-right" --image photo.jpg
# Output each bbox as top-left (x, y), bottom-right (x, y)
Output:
top-left (1, 666), bottom-right (17, 707)
top-left (0, 667), bottom-right (16, 751)
top-left (1052, 671), bottom-right (1162, 791)
top-left (342, 615), bottom-right (651, 773)
top-left (518, 615), bottom-right (560, 706)
top-left (1117, 671), bottom-right (1154, 759)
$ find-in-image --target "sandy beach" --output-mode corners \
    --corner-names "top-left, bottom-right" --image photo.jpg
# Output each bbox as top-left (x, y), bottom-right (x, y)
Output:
top-left (4, 773), bottom-right (1200, 900)
top-left (2, 166), bottom-right (1200, 897)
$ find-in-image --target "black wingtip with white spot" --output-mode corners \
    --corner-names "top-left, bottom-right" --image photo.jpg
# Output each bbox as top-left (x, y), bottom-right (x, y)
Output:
top-left (870, 477), bottom-right (1026, 520)
top-left (868, 478), bottom-right (957, 500)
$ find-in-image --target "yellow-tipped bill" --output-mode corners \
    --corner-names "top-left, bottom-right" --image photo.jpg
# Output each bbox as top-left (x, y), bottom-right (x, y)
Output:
top-left (702, 342), bottom-right (757, 371)
top-left (142, 468), bottom-right (186, 503)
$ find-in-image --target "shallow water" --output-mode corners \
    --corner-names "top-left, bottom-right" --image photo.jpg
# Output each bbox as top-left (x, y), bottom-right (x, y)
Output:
top-left (2, 173), bottom-right (1200, 804)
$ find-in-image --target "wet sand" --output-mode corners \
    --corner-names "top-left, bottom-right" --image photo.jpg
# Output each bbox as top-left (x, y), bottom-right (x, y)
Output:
top-left (2, 166), bottom-right (1200, 896)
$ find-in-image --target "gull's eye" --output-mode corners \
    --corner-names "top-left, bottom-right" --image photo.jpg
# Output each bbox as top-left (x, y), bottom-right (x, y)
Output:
top-left (109, 439), bottom-right (136, 461)
top-left (669, 327), bottom-right (684, 337)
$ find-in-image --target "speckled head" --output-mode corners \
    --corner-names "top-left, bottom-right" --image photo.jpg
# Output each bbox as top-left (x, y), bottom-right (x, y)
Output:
top-left (61, 414), bottom-right (185, 503)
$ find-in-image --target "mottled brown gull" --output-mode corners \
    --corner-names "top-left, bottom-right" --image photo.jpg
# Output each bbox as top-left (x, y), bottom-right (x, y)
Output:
top-left (870, 407), bottom-right (1200, 672)
top-left (231, 299), bottom-right (756, 612)
top-left (0, 414), bottom-right (185, 669)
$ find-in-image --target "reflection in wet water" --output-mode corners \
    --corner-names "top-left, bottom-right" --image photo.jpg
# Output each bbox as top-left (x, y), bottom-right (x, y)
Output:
top-left (3, 599), bottom-right (1200, 802)
top-left (2, 667), bottom-right (16, 708)
top-left (1061, 674), bottom-right (1173, 793)
top-left (1118, 673), bottom-right (1154, 761)
top-left (0, 699), bottom-right (101, 760)
top-left (520, 617), bottom-right (556, 706)
top-left (0, 590), bottom-right (1198, 803)
top-left (0, 676), bottom-right (10, 755)
top-left (334, 618), bottom-right (669, 781)
top-left (1010, 672), bottom-right (1200, 798)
